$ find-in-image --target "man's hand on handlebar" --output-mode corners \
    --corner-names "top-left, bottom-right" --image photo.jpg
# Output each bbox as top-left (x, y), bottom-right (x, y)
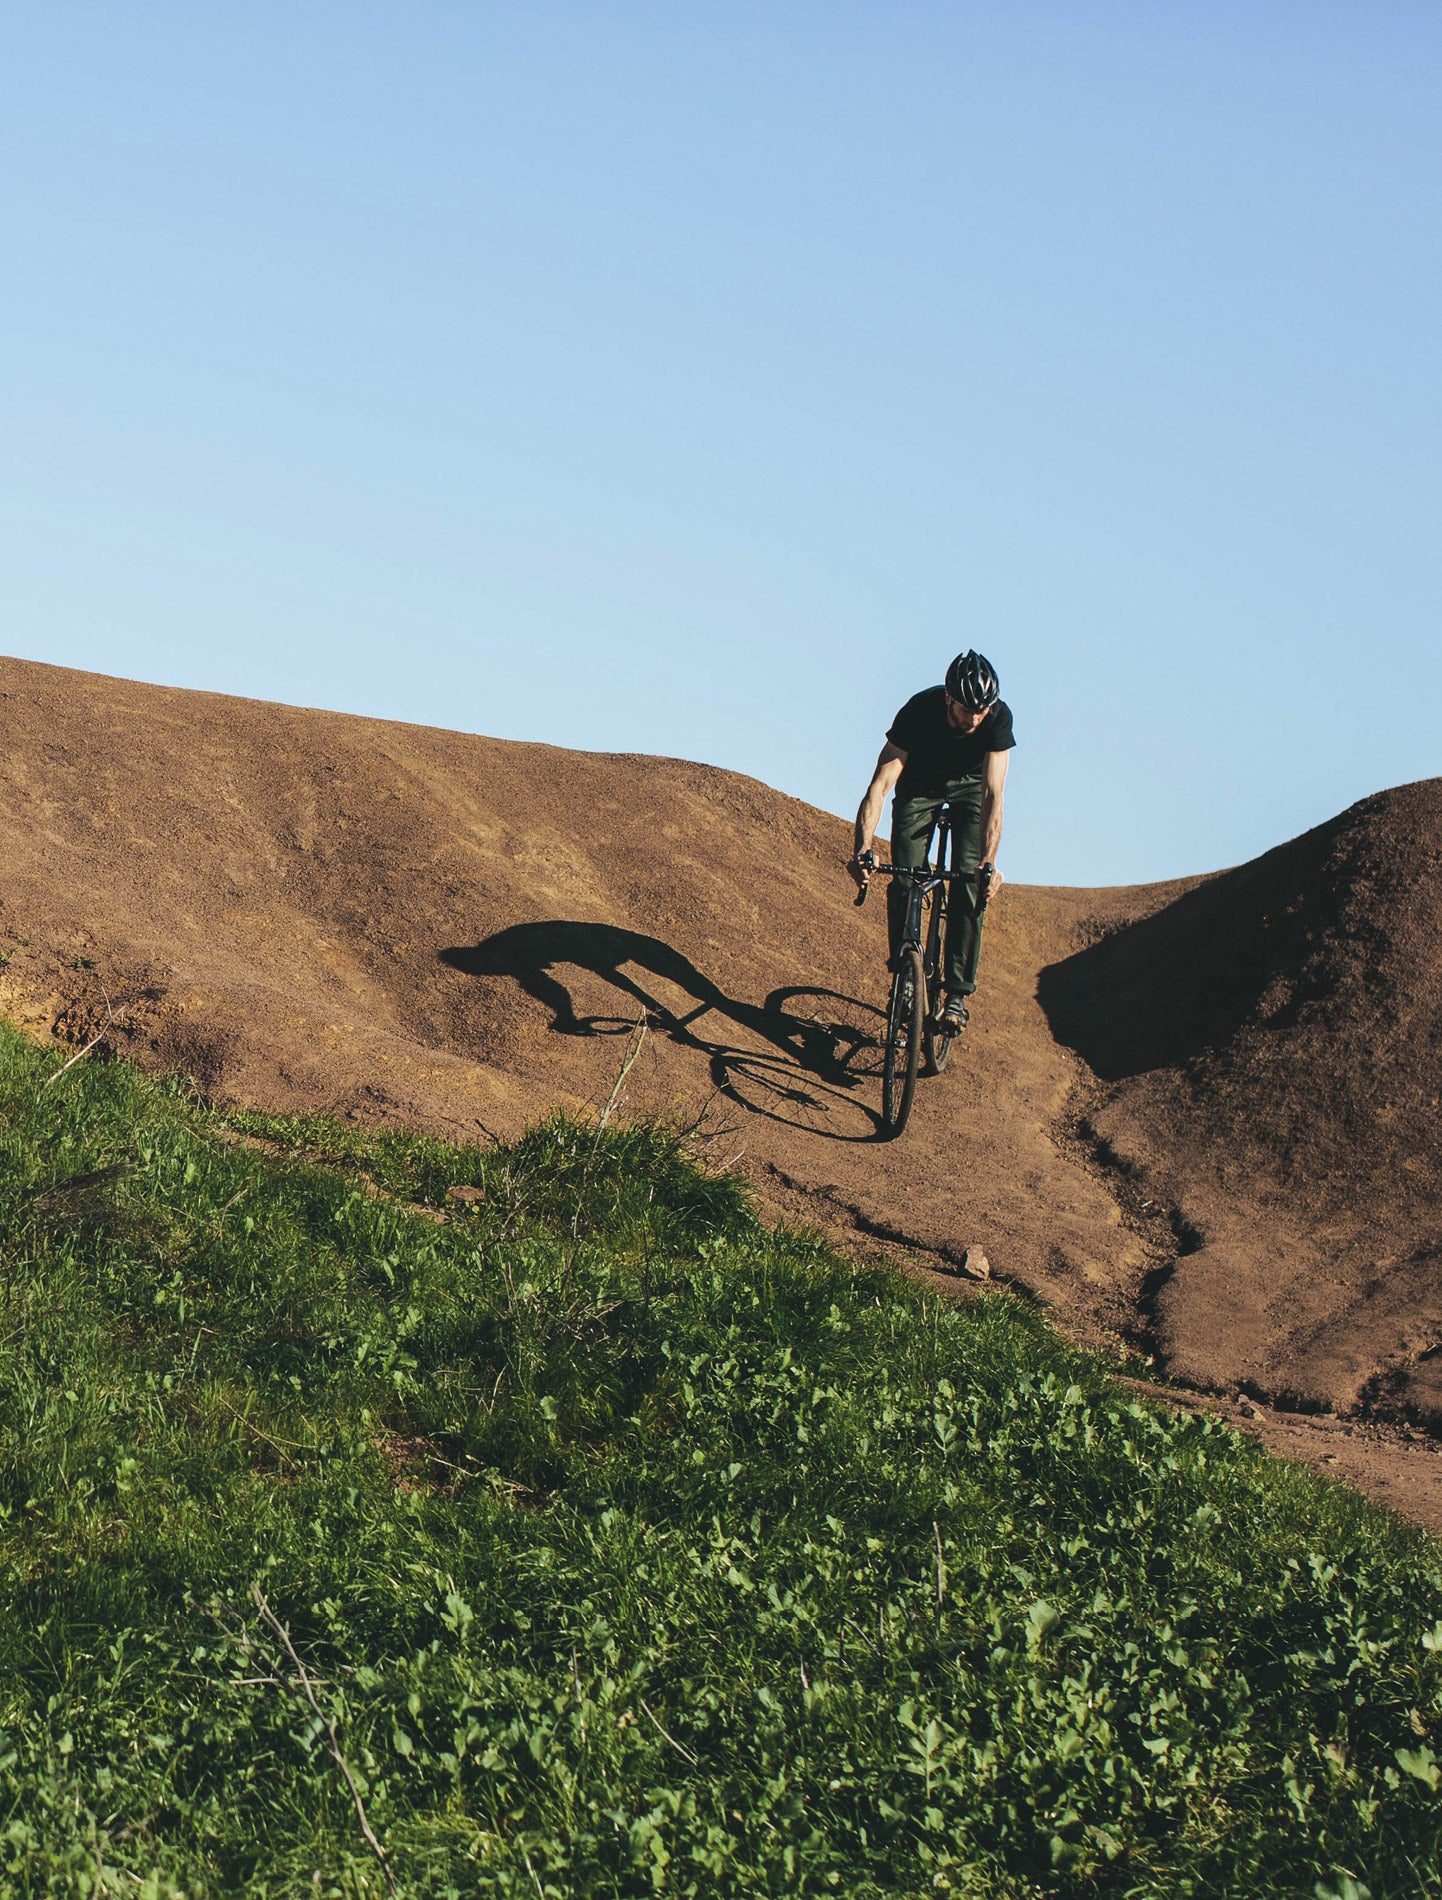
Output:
top-left (976, 861), bottom-right (1003, 902)
top-left (848, 849), bottom-right (876, 905)
top-left (848, 848), bottom-right (876, 892)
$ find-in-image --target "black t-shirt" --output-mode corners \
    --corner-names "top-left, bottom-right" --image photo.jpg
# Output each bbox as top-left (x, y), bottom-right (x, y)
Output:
top-left (886, 686), bottom-right (1016, 794)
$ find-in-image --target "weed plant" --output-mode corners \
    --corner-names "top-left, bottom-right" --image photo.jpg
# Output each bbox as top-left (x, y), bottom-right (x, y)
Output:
top-left (0, 1027), bottom-right (1437, 1896)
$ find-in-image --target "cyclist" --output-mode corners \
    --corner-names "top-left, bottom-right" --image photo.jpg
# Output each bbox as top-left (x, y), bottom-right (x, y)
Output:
top-left (848, 650), bottom-right (1015, 1034)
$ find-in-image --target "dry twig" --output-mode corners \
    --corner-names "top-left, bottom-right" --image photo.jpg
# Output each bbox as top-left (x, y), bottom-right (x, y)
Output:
top-left (638, 1696), bottom-right (701, 1766)
top-left (249, 1585), bottom-right (398, 1893)
top-left (44, 986), bottom-right (124, 1087)
top-left (213, 1396), bottom-right (303, 1466)
top-left (597, 1015), bottom-right (649, 1129)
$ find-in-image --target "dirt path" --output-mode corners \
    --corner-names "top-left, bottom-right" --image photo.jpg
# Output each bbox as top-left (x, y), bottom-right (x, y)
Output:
top-left (1131, 1381), bottom-right (1442, 1537)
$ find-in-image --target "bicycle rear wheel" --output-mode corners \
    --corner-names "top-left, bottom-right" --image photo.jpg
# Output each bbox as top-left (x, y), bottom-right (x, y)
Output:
top-left (927, 1018), bottom-right (958, 1074)
top-left (926, 1017), bottom-right (958, 1075)
top-left (881, 947), bottom-right (925, 1138)
top-left (921, 827), bottom-right (958, 1075)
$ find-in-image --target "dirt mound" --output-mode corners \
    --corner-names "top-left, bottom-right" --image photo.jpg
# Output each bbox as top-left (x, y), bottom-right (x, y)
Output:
top-left (0, 655), bottom-right (1138, 1318)
top-left (1041, 781), bottom-right (1442, 1421)
top-left (3, 654), bottom-right (1441, 1483)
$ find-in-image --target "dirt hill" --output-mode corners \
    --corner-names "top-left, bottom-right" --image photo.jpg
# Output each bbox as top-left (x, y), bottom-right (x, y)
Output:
top-left (2, 655), bottom-right (1439, 1483)
top-left (1040, 780), bottom-right (1442, 1424)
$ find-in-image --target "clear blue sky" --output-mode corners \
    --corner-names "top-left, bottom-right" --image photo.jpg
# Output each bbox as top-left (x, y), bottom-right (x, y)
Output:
top-left (3, 2), bottom-right (1437, 884)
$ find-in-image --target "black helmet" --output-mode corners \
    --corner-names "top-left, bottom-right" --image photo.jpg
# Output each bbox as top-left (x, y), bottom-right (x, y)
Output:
top-left (944, 649), bottom-right (999, 711)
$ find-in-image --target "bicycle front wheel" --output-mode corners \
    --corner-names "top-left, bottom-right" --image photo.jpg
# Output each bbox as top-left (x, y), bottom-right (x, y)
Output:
top-left (881, 947), bottom-right (925, 1138)
top-left (921, 883), bottom-right (954, 1075)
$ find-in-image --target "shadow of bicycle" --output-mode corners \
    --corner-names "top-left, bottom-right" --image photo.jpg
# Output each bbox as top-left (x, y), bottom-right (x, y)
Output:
top-left (440, 922), bottom-right (887, 1142)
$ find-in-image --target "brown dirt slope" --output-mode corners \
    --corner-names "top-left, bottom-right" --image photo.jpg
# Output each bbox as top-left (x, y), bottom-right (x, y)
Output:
top-left (0, 656), bottom-right (1141, 1320)
top-left (1039, 780), bottom-right (1442, 1424)
top-left (2, 655), bottom-right (1440, 1461)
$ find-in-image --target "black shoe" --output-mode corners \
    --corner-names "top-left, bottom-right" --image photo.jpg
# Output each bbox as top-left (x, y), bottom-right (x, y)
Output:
top-left (938, 993), bottom-right (970, 1034)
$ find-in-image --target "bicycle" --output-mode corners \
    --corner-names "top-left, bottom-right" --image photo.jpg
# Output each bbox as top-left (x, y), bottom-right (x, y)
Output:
top-left (855, 805), bottom-right (993, 1139)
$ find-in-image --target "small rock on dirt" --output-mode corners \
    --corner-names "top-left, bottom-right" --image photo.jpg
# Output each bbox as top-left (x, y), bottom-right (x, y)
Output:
top-left (446, 1183), bottom-right (486, 1206)
top-left (959, 1248), bottom-right (991, 1282)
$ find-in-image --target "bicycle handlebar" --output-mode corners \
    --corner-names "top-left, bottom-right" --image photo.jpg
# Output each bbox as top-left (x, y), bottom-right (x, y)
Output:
top-left (852, 861), bottom-right (972, 907)
top-left (853, 861), bottom-right (995, 909)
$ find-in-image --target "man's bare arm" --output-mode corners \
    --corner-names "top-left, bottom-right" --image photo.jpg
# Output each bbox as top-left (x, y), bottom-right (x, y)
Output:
top-left (849, 743), bottom-right (907, 888)
top-left (978, 748), bottom-right (1010, 894)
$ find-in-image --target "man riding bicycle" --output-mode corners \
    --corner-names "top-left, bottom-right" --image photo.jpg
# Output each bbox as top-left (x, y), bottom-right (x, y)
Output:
top-left (848, 650), bottom-right (1014, 1035)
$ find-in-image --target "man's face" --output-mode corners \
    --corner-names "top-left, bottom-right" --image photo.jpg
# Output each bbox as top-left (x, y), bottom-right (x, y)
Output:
top-left (945, 691), bottom-right (989, 734)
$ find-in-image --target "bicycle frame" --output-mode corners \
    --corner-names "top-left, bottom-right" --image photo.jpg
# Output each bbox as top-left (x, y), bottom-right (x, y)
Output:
top-left (859, 804), bottom-right (975, 1133)
top-left (864, 806), bottom-right (968, 953)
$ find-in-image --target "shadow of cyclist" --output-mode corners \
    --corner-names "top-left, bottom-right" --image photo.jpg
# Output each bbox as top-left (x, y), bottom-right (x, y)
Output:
top-left (440, 922), bottom-right (885, 1135)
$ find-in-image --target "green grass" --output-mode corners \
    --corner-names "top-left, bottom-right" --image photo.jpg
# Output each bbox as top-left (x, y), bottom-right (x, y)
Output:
top-left (0, 1027), bottom-right (1437, 1897)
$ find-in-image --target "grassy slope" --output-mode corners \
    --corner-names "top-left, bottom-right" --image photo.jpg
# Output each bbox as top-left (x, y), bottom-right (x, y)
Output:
top-left (0, 1027), bottom-right (1438, 1898)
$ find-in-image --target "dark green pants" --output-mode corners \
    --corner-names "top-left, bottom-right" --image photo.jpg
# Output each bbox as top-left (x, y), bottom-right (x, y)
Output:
top-left (887, 777), bottom-right (986, 995)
